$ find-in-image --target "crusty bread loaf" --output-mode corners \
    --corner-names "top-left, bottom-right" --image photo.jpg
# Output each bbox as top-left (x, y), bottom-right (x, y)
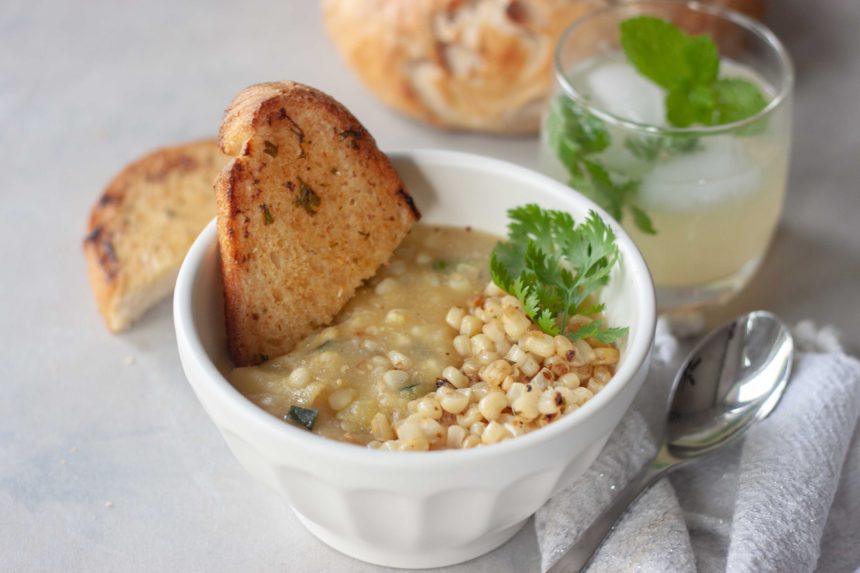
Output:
top-left (84, 139), bottom-right (225, 332)
top-left (322, 0), bottom-right (765, 135)
top-left (215, 81), bottom-right (420, 366)
top-left (322, 0), bottom-right (600, 134)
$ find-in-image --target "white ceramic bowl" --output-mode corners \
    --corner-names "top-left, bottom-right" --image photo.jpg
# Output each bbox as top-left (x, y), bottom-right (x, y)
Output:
top-left (174, 149), bottom-right (655, 569)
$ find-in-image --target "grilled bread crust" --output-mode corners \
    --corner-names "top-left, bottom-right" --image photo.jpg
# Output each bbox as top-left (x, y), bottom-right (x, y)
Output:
top-left (84, 139), bottom-right (225, 332)
top-left (215, 81), bottom-right (420, 366)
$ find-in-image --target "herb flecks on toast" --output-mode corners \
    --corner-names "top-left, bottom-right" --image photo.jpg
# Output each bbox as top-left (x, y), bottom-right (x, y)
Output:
top-left (215, 81), bottom-right (419, 367)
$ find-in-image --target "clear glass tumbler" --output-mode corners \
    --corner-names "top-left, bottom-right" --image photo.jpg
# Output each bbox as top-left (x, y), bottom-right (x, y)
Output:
top-left (538, 1), bottom-right (793, 313)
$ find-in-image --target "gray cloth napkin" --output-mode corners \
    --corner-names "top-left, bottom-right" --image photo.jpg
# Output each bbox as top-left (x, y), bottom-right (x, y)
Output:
top-left (536, 319), bottom-right (860, 573)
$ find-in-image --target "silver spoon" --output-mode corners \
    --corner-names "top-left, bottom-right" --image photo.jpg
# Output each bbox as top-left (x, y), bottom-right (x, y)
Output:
top-left (548, 310), bottom-right (794, 572)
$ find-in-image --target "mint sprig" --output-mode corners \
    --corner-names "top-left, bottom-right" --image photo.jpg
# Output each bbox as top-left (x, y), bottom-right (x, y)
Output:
top-left (620, 16), bottom-right (768, 128)
top-left (547, 97), bottom-right (655, 235)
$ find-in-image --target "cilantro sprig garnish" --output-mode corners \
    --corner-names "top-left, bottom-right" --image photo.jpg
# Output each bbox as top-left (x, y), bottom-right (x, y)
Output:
top-left (620, 16), bottom-right (768, 128)
top-left (490, 205), bottom-right (628, 343)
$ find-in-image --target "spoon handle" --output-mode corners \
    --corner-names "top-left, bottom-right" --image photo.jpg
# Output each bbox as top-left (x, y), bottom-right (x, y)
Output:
top-left (546, 448), bottom-right (676, 573)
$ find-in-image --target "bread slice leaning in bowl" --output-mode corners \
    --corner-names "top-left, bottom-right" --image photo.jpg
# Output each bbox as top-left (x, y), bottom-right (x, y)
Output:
top-left (215, 81), bottom-right (420, 367)
top-left (84, 139), bottom-right (226, 332)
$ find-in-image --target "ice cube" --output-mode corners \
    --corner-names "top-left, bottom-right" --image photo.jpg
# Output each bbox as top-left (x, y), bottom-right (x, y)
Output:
top-left (639, 137), bottom-right (763, 211)
top-left (584, 61), bottom-right (666, 125)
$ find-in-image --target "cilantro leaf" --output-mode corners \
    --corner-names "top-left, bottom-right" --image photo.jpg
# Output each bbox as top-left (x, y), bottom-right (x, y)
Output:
top-left (630, 205), bottom-right (656, 235)
top-left (490, 205), bottom-right (628, 342)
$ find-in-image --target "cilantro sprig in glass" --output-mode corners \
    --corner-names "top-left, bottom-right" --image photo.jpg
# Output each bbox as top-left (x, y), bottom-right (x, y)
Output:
top-left (538, 1), bottom-right (793, 312)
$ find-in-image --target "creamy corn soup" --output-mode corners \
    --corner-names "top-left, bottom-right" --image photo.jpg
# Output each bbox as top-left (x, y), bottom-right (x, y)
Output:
top-left (231, 225), bottom-right (497, 444)
top-left (230, 224), bottom-right (619, 451)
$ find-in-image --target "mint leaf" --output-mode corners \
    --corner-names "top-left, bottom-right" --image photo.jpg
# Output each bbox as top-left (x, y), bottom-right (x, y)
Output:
top-left (712, 78), bottom-right (768, 124)
top-left (684, 35), bottom-right (720, 85)
top-left (630, 205), bottom-right (656, 235)
top-left (620, 16), bottom-right (691, 90)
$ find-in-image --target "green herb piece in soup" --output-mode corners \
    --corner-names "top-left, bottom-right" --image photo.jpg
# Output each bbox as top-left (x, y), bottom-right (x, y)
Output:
top-left (286, 406), bottom-right (318, 431)
top-left (432, 259), bottom-right (449, 272)
top-left (490, 204), bottom-right (628, 343)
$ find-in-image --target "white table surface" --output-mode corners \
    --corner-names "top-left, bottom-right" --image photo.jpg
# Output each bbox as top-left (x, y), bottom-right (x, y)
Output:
top-left (2, 1), bottom-right (858, 571)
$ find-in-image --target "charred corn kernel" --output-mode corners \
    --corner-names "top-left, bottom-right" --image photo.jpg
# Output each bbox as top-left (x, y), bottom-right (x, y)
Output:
top-left (460, 315), bottom-right (483, 336)
top-left (371, 412), bottom-right (395, 441)
top-left (387, 350), bottom-right (410, 369)
top-left (420, 418), bottom-right (445, 443)
top-left (512, 391), bottom-right (540, 421)
top-left (484, 297), bottom-right (503, 319)
top-left (506, 382), bottom-right (527, 405)
top-left (480, 359), bottom-right (512, 387)
top-left (567, 314), bottom-right (593, 331)
top-left (558, 372), bottom-right (581, 388)
top-left (569, 339), bottom-right (596, 366)
top-left (446, 425), bottom-right (467, 449)
top-left (453, 334), bottom-right (472, 357)
top-left (594, 347), bottom-right (620, 366)
top-left (479, 391), bottom-right (508, 422)
top-left (443, 365), bottom-right (469, 389)
top-left (328, 388), bottom-right (355, 411)
top-left (470, 334), bottom-right (495, 354)
top-left (587, 378), bottom-right (605, 394)
top-left (400, 437), bottom-right (430, 451)
top-left (287, 367), bottom-right (311, 389)
top-left (500, 295), bottom-right (523, 311)
top-left (568, 386), bottom-right (594, 407)
top-left (446, 306), bottom-right (466, 330)
top-left (529, 368), bottom-right (553, 391)
top-left (395, 419), bottom-right (424, 441)
top-left (462, 358), bottom-right (481, 379)
top-left (484, 281), bottom-right (505, 296)
top-left (462, 435), bottom-right (481, 448)
top-left (417, 397), bottom-right (443, 420)
top-left (538, 389), bottom-right (563, 415)
top-left (572, 365), bottom-right (593, 379)
top-left (520, 354), bottom-right (540, 377)
top-left (521, 331), bottom-right (556, 358)
top-left (554, 335), bottom-right (574, 357)
top-left (383, 369), bottom-right (409, 390)
top-left (545, 355), bottom-right (570, 378)
top-left (593, 365), bottom-right (613, 384)
top-left (482, 319), bottom-right (506, 344)
top-left (476, 350), bottom-right (500, 365)
top-left (440, 388), bottom-right (470, 414)
top-left (505, 343), bottom-right (527, 365)
top-left (457, 404), bottom-right (483, 427)
top-left (502, 307), bottom-right (531, 339)
top-left (482, 421), bottom-right (510, 444)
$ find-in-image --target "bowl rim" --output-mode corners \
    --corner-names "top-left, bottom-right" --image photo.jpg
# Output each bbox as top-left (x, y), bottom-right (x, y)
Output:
top-left (174, 148), bottom-right (656, 469)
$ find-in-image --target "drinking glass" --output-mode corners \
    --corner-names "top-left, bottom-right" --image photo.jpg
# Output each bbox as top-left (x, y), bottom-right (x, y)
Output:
top-left (538, 1), bottom-right (793, 313)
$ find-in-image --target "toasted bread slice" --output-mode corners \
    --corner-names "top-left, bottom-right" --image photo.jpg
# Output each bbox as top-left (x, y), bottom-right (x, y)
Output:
top-left (215, 81), bottom-right (420, 366)
top-left (84, 139), bottom-right (225, 332)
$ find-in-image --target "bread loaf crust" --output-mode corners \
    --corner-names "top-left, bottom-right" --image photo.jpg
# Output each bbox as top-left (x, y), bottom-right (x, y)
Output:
top-left (322, 0), bottom-right (600, 134)
top-left (215, 81), bottom-right (419, 366)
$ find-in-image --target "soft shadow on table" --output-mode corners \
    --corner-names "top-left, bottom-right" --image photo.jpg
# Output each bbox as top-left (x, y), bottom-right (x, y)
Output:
top-left (704, 224), bottom-right (860, 355)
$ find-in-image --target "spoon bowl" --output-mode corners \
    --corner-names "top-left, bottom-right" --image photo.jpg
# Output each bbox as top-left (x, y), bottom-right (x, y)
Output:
top-left (548, 310), bottom-right (794, 572)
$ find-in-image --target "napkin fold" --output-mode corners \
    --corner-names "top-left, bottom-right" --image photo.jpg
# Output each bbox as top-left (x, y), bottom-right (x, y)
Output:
top-left (536, 319), bottom-right (860, 573)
